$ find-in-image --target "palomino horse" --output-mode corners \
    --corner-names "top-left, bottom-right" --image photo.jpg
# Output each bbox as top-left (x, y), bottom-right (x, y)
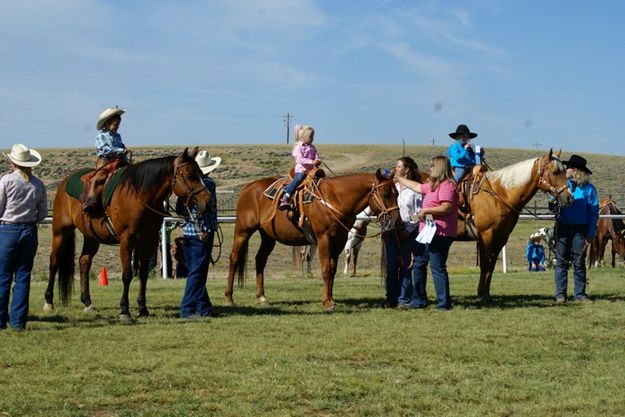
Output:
top-left (225, 170), bottom-right (400, 310)
top-left (44, 148), bottom-right (211, 319)
top-left (456, 149), bottom-right (571, 301)
top-left (589, 197), bottom-right (625, 268)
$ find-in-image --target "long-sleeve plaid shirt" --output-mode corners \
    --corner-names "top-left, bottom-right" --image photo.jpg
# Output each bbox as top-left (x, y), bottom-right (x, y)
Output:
top-left (175, 176), bottom-right (218, 237)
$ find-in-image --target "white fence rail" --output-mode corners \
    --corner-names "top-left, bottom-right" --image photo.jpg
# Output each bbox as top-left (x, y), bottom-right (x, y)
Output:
top-left (40, 213), bottom-right (625, 278)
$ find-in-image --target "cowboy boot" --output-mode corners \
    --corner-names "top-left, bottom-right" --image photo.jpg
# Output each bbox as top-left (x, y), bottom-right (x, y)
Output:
top-left (279, 193), bottom-right (291, 210)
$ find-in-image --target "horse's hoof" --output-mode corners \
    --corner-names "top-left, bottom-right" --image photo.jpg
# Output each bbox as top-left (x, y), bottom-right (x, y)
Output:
top-left (119, 314), bottom-right (132, 322)
top-left (83, 305), bottom-right (97, 313)
top-left (324, 303), bottom-right (337, 312)
top-left (137, 309), bottom-right (150, 317)
top-left (224, 299), bottom-right (235, 307)
top-left (478, 296), bottom-right (494, 304)
top-left (43, 303), bottom-right (55, 312)
top-left (257, 295), bottom-right (268, 305)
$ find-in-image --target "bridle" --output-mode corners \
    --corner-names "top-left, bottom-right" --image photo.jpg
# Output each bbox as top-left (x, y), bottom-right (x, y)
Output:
top-left (536, 156), bottom-right (569, 203)
top-left (171, 161), bottom-right (209, 207)
top-left (368, 178), bottom-right (399, 229)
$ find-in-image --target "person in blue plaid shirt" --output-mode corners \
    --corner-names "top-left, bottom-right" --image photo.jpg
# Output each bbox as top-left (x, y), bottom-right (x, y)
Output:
top-left (175, 150), bottom-right (221, 318)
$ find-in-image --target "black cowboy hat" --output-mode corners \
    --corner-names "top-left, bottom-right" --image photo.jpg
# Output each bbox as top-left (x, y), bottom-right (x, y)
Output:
top-left (562, 154), bottom-right (592, 174)
top-left (449, 124), bottom-right (478, 139)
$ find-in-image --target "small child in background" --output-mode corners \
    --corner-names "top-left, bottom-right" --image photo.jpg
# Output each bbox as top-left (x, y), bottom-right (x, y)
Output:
top-left (447, 124), bottom-right (484, 183)
top-left (526, 236), bottom-right (546, 271)
top-left (279, 124), bottom-right (321, 209)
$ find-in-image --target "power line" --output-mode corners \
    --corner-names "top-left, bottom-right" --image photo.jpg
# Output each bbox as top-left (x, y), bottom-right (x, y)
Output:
top-left (283, 113), bottom-right (294, 144)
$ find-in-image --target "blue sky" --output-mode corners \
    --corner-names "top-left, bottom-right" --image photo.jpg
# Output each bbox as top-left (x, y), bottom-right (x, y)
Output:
top-left (1, 0), bottom-right (624, 155)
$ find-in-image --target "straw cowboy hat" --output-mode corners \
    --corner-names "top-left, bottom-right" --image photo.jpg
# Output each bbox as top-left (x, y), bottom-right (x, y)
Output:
top-left (195, 150), bottom-right (222, 174)
top-left (562, 154), bottom-right (592, 175)
top-left (3, 143), bottom-right (42, 167)
top-left (449, 124), bottom-right (478, 139)
top-left (97, 106), bottom-right (126, 130)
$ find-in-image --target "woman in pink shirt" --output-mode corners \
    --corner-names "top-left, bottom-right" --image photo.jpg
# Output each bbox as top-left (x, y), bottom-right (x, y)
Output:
top-left (396, 155), bottom-right (458, 311)
top-left (279, 125), bottom-right (321, 209)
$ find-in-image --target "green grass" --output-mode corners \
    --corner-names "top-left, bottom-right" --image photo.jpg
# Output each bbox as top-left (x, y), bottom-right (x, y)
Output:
top-left (2, 270), bottom-right (625, 416)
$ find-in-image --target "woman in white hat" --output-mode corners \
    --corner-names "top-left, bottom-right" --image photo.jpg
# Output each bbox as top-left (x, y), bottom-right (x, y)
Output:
top-left (84, 106), bottom-right (132, 213)
top-left (0, 144), bottom-right (48, 331)
top-left (174, 150), bottom-right (221, 318)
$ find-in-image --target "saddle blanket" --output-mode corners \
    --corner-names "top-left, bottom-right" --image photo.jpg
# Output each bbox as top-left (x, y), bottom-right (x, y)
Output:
top-left (65, 167), bottom-right (127, 206)
top-left (263, 178), bottom-right (315, 203)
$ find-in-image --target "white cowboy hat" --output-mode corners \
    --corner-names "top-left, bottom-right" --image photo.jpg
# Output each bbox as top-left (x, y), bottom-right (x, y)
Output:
top-left (3, 143), bottom-right (42, 167)
top-left (195, 150), bottom-right (222, 174)
top-left (97, 106), bottom-right (126, 130)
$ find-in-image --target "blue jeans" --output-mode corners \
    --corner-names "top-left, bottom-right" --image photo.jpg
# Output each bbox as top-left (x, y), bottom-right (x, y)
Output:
top-left (400, 241), bottom-right (429, 308)
top-left (283, 172), bottom-right (306, 197)
top-left (0, 223), bottom-right (38, 330)
top-left (554, 223), bottom-right (587, 300)
top-left (383, 230), bottom-right (411, 305)
top-left (407, 236), bottom-right (453, 309)
top-left (397, 229), bottom-right (425, 306)
top-left (453, 167), bottom-right (467, 183)
top-left (180, 233), bottom-right (214, 317)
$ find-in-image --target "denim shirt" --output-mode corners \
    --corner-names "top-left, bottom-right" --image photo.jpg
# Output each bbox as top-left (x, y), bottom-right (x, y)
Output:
top-left (448, 141), bottom-right (477, 168)
top-left (176, 176), bottom-right (218, 237)
top-left (556, 179), bottom-right (599, 237)
top-left (95, 130), bottom-right (127, 159)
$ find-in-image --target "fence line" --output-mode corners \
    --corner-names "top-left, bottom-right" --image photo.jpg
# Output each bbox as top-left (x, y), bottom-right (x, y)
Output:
top-left (39, 213), bottom-right (625, 278)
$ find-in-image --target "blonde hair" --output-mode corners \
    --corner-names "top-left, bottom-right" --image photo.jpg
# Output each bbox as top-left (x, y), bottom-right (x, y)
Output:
top-left (429, 155), bottom-right (454, 190)
top-left (573, 169), bottom-right (590, 186)
top-left (296, 125), bottom-right (315, 143)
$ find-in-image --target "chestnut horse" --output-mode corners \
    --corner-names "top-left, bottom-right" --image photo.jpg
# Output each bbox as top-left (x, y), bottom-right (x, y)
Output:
top-left (44, 148), bottom-right (211, 319)
top-left (456, 149), bottom-right (572, 301)
top-left (225, 170), bottom-right (400, 310)
top-left (589, 197), bottom-right (625, 268)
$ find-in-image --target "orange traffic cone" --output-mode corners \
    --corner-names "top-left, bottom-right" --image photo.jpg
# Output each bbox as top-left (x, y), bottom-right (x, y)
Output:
top-left (98, 267), bottom-right (109, 286)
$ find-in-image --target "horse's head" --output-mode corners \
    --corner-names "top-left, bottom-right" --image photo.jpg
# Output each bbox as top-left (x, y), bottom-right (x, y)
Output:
top-left (172, 147), bottom-right (212, 214)
top-left (536, 148), bottom-right (572, 207)
top-left (368, 169), bottom-right (401, 230)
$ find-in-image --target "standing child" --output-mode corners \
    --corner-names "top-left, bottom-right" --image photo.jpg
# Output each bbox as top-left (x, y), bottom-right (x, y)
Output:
top-left (447, 124), bottom-right (484, 183)
top-left (279, 124), bottom-right (321, 209)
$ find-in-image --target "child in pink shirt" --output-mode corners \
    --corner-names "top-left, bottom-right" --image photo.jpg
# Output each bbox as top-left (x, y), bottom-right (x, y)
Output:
top-left (279, 125), bottom-right (321, 209)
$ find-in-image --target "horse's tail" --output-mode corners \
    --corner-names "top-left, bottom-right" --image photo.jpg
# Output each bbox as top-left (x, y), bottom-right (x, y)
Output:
top-left (236, 239), bottom-right (248, 288)
top-left (58, 230), bottom-right (76, 306)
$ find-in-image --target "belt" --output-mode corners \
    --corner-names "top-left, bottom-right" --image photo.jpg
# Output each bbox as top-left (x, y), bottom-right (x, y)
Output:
top-left (0, 221), bottom-right (36, 225)
top-left (0, 221), bottom-right (12, 225)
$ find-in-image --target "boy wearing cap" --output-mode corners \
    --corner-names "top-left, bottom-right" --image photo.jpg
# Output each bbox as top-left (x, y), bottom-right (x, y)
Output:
top-left (0, 144), bottom-right (47, 331)
top-left (552, 154), bottom-right (599, 304)
top-left (83, 106), bottom-right (132, 213)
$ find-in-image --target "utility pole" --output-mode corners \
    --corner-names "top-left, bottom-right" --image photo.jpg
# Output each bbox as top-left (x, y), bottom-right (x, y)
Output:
top-left (532, 142), bottom-right (541, 150)
top-left (402, 139), bottom-right (406, 156)
top-left (283, 113), bottom-right (294, 144)
top-left (431, 138), bottom-right (437, 147)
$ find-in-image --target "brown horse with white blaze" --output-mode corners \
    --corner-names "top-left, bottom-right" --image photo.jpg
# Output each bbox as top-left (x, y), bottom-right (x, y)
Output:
top-left (44, 148), bottom-right (211, 319)
top-left (225, 170), bottom-right (400, 310)
top-left (456, 149), bottom-right (571, 301)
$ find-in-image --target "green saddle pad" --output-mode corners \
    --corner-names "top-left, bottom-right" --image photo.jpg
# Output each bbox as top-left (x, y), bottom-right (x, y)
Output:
top-left (65, 167), bottom-right (127, 206)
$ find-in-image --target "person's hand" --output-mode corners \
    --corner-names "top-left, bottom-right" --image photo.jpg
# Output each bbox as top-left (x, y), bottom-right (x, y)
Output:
top-left (464, 143), bottom-right (472, 150)
top-left (417, 210), bottom-right (427, 222)
top-left (314, 159), bottom-right (322, 166)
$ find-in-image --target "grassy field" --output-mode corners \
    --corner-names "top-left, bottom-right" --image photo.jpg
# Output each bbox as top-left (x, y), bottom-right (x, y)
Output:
top-left (2, 270), bottom-right (625, 416)
top-left (4, 144), bottom-right (625, 416)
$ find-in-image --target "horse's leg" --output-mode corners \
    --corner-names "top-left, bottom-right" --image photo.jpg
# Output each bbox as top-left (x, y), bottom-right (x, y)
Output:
top-left (612, 244), bottom-right (616, 268)
top-left (476, 241), bottom-right (499, 302)
top-left (118, 240), bottom-right (134, 320)
top-left (255, 231), bottom-right (276, 304)
top-left (44, 226), bottom-right (72, 311)
top-left (225, 229), bottom-right (254, 305)
top-left (352, 245), bottom-right (361, 276)
top-left (78, 238), bottom-right (100, 312)
top-left (136, 244), bottom-right (156, 317)
top-left (317, 236), bottom-right (340, 310)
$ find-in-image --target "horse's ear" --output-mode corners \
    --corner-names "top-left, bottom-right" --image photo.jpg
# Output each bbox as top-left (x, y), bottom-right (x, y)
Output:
top-left (188, 146), bottom-right (199, 159)
top-left (556, 148), bottom-right (561, 158)
top-left (548, 148), bottom-right (553, 159)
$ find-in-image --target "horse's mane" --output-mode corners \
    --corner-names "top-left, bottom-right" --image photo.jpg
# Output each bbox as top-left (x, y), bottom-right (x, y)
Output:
top-left (119, 155), bottom-right (177, 194)
top-left (486, 156), bottom-right (564, 190)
